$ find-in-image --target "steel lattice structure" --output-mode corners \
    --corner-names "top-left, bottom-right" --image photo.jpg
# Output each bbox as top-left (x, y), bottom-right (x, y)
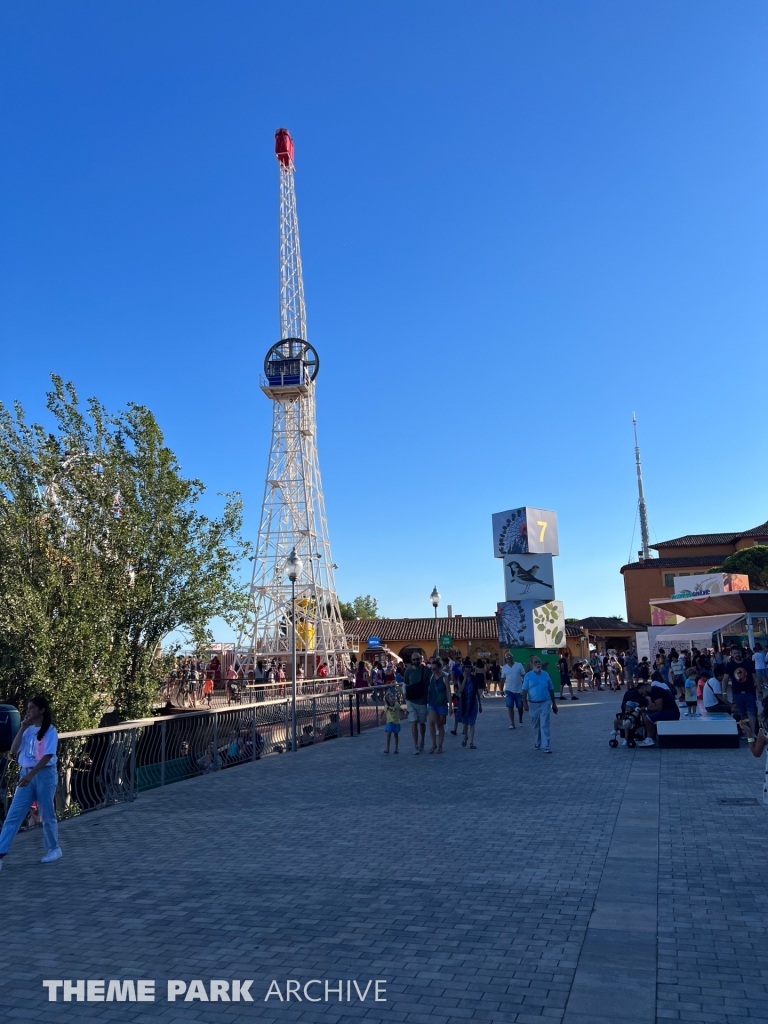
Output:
top-left (237, 129), bottom-right (349, 672)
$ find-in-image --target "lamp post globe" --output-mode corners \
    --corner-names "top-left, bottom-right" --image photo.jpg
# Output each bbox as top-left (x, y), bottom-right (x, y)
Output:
top-left (430, 586), bottom-right (440, 661)
top-left (286, 547), bottom-right (303, 751)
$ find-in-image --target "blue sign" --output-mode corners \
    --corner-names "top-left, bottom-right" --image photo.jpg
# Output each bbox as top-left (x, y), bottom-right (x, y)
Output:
top-left (368, 636), bottom-right (382, 647)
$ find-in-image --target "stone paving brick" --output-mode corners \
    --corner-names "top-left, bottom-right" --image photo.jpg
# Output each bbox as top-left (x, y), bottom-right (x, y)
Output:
top-left (0, 693), bottom-right (766, 1022)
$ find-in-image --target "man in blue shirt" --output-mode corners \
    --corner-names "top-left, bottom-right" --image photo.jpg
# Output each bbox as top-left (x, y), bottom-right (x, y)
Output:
top-left (522, 656), bottom-right (558, 753)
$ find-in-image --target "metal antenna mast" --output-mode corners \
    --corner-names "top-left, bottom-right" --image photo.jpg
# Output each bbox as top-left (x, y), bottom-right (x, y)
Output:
top-left (237, 128), bottom-right (349, 674)
top-left (633, 412), bottom-right (651, 561)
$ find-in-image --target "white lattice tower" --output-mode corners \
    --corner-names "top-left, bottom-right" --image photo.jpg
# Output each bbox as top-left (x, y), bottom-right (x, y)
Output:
top-left (237, 129), bottom-right (349, 673)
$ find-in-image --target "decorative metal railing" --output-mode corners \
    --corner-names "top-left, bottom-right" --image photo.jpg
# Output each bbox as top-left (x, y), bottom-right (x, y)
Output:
top-left (0, 687), bottom-right (393, 826)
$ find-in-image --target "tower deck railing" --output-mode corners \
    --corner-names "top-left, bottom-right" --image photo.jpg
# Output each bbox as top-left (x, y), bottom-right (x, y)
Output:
top-left (0, 687), bottom-right (394, 826)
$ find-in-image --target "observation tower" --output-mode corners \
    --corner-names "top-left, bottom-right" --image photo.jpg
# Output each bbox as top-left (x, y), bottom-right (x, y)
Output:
top-left (237, 129), bottom-right (349, 675)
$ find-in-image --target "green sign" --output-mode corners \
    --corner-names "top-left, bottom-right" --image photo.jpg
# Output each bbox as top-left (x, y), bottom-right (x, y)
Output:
top-left (439, 634), bottom-right (453, 648)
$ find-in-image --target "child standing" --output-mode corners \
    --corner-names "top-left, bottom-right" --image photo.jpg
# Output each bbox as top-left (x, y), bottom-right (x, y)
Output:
top-left (203, 673), bottom-right (214, 708)
top-left (583, 662), bottom-right (595, 690)
top-left (450, 683), bottom-right (461, 735)
top-left (684, 668), bottom-right (699, 716)
top-left (383, 691), bottom-right (401, 753)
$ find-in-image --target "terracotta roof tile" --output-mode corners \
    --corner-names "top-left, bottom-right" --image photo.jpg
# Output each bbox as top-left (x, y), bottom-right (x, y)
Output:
top-left (651, 522), bottom-right (768, 549)
top-left (575, 617), bottom-right (636, 631)
top-left (342, 617), bottom-right (499, 642)
top-left (621, 555), bottom-right (727, 573)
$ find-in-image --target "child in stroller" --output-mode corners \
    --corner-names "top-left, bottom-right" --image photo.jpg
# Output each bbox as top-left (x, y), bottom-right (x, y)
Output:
top-left (609, 682), bottom-right (651, 748)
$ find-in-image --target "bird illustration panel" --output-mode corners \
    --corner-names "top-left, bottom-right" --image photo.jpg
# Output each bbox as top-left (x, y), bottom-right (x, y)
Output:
top-left (504, 554), bottom-right (556, 601)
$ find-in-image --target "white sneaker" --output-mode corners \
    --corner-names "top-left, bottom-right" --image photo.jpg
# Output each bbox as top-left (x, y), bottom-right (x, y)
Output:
top-left (509, 725), bottom-right (515, 730)
top-left (41, 848), bottom-right (63, 864)
top-left (639, 737), bottom-right (656, 747)
top-left (620, 739), bottom-right (627, 746)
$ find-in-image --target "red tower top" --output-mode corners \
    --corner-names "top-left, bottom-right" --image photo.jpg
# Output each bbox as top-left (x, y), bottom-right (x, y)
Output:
top-left (275, 128), bottom-right (295, 167)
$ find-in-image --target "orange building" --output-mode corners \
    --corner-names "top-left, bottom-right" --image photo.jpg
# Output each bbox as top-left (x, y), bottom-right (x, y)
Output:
top-left (621, 521), bottom-right (768, 625)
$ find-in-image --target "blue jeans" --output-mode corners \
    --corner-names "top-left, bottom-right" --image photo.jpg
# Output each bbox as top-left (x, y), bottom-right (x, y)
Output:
top-left (529, 701), bottom-right (551, 750)
top-left (0, 765), bottom-right (59, 855)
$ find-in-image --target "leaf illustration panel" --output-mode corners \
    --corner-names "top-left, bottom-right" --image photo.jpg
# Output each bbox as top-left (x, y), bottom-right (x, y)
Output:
top-left (531, 601), bottom-right (565, 649)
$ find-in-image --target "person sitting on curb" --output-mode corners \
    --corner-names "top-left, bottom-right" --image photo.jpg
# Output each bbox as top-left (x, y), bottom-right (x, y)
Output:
top-left (639, 674), bottom-right (680, 746)
top-left (702, 667), bottom-right (731, 715)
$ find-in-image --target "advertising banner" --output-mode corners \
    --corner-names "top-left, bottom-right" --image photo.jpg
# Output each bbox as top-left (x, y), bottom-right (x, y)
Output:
top-left (671, 572), bottom-right (749, 598)
top-left (635, 632), bottom-right (650, 662)
top-left (492, 507), bottom-right (559, 558)
top-left (503, 553), bottom-right (555, 601)
top-left (651, 605), bottom-right (684, 626)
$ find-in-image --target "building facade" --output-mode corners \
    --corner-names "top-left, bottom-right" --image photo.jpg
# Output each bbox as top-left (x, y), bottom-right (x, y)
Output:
top-left (621, 522), bottom-right (768, 625)
top-left (342, 617), bottom-right (503, 664)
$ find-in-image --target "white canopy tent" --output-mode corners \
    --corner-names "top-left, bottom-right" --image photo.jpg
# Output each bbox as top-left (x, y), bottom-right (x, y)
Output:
top-left (654, 613), bottom-right (743, 650)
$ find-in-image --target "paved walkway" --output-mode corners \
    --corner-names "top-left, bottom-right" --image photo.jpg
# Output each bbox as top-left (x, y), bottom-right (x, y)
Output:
top-left (1, 692), bottom-right (767, 1024)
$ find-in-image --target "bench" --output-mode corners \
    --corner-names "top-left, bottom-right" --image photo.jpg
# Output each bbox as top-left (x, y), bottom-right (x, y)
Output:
top-left (656, 715), bottom-right (739, 749)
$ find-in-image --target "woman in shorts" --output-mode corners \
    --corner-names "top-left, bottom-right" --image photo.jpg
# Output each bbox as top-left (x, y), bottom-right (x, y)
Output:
top-left (427, 658), bottom-right (449, 754)
top-left (458, 659), bottom-right (482, 749)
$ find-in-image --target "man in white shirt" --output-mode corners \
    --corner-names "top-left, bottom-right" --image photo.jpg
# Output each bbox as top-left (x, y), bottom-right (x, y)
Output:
top-left (501, 652), bottom-right (526, 729)
top-left (702, 667), bottom-right (730, 715)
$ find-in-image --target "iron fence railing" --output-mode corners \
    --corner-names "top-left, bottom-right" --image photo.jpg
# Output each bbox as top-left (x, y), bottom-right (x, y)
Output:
top-left (0, 686), bottom-right (393, 827)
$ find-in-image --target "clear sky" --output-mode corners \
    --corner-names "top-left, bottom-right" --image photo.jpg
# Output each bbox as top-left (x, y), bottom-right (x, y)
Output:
top-left (2, 2), bottom-right (767, 631)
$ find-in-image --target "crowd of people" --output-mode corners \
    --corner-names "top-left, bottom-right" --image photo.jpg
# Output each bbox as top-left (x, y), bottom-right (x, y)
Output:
top-left (163, 655), bottom-right (334, 708)
top-left (364, 650), bottom-right (560, 755)
top-left (598, 642), bottom-right (768, 758)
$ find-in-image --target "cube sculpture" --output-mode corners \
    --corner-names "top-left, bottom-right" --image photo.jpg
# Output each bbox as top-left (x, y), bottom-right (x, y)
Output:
top-left (494, 507), bottom-right (566, 652)
top-left (492, 507), bottom-right (559, 558)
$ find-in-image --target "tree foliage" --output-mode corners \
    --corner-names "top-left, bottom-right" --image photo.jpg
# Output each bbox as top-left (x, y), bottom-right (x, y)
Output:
top-left (339, 594), bottom-right (380, 620)
top-left (0, 377), bottom-right (250, 729)
top-left (716, 547), bottom-right (768, 590)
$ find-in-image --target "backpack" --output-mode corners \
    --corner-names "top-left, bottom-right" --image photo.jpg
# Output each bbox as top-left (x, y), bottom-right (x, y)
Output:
top-left (405, 666), bottom-right (428, 702)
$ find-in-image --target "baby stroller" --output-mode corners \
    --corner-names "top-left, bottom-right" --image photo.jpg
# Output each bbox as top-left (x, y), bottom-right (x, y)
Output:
top-left (609, 701), bottom-right (646, 749)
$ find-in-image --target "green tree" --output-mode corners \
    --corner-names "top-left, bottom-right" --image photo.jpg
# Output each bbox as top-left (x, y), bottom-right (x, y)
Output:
top-left (0, 377), bottom-right (250, 729)
top-left (339, 594), bottom-right (380, 620)
top-left (715, 547), bottom-right (768, 590)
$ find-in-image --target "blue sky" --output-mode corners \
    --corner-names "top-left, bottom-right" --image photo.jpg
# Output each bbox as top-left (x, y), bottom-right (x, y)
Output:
top-left (2, 1), bottom-right (767, 630)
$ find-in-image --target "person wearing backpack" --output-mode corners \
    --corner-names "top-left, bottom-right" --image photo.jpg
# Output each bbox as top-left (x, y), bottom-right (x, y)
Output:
top-left (404, 653), bottom-right (430, 754)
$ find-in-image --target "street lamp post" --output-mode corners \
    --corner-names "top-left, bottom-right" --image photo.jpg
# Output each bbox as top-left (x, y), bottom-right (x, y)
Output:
top-left (430, 586), bottom-right (441, 661)
top-left (286, 547), bottom-right (303, 752)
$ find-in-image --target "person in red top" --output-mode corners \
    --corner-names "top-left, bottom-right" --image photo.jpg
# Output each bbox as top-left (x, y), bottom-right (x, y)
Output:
top-left (318, 662), bottom-right (328, 679)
